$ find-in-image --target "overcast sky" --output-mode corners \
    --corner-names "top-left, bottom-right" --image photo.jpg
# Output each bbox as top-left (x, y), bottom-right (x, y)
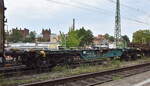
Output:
top-left (4, 0), bottom-right (150, 40)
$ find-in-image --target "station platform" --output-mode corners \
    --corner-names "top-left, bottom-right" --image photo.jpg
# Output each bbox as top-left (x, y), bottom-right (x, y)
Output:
top-left (97, 71), bottom-right (150, 86)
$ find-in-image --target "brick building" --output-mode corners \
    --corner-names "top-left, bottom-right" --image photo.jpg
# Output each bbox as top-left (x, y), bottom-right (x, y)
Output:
top-left (42, 29), bottom-right (51, 42)
top-left (12, 28), bottom-right (29, 39)
top-left (20, 28), bottom-right (29, 38)
top-left (93, 35), bottom-right (105, 45)
top-left (93, 34), bottom-right (110, 48)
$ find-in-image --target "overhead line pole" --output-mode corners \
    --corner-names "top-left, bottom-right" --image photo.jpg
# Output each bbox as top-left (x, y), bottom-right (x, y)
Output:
top-left (115, 0), bottom-right (121, 48)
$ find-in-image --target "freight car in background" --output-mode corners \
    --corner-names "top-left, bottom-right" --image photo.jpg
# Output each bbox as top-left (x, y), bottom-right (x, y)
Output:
top-left (129, 43), bottom-right (150, 56)
top-left (1, 44), bottom-right (148, 69)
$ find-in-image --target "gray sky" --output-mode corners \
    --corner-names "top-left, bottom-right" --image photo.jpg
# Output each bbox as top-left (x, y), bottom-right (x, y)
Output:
top-left (4, 0), bottom-right (150, 40)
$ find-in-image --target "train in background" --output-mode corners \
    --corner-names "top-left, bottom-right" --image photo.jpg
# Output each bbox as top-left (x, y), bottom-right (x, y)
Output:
top-left (129, 43), bottom-right (150, 56)
top-left (0, 43), bottom-right (149, 69)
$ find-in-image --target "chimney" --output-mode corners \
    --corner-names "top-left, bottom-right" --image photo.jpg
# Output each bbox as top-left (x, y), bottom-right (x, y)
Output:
top-left (73, 18), bottom-right (75, 30)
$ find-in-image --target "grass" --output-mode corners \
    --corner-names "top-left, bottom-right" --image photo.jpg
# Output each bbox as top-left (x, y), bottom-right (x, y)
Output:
top-left (112, 75), bottom-right (122, 80)
top-left (52, 65), bottom-right (69, 72)
top-left (1, 57), bottom-right (150, 86)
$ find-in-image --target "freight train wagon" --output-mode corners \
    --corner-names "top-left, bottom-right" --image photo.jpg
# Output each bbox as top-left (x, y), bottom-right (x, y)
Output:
top-left (0, 48), bottom-right (143, 69)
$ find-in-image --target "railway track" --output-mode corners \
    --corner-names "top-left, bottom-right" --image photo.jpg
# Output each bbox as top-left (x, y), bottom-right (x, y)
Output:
top-left (20, 62), bottom-right (150, 86)
top-left (0, 65), bottom-right (26, 73)
top-left (0, 65), bottom-right (29, 77)
top-left (0, 59), bottom-right (106, 78)
top-left (0, 65), bottom-right (56, 78)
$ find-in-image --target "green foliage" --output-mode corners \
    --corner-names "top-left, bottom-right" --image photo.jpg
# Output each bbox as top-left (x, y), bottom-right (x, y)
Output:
top-left (122, 35), bottom-right (130, 43)
top-left (121, 35), bottom-right (130, 48)
top-left (109, 36), bottom-right (115, 42)
top-left (132, 30), bottom-right (150, 44)
top-left (104, 33), bottom-right (109, 39)
top-left (60, 27), bottom-right (94, 48)
top-left (60, 31), bottom-right (66, 47)
top-left (23, 31), bottom-right (36, 42)
top-left (66, 29), bottom-right (81, 47)
top-left (6, 30), bottom-right (36, 43)
top-left (60, 29), bottom-right (81, 48)
top-left (30, 31), bottom-right (36, 41)
top-left (9, 30), bottom-right (23, 43)
top-left (77, 27), bottom-right (94, 46)
top-left (104, 33), bottom-right (115, 42)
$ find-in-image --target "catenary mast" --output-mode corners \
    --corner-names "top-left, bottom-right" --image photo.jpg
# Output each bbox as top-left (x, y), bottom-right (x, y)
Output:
top-left (115, 0), bottom-right (121, 48)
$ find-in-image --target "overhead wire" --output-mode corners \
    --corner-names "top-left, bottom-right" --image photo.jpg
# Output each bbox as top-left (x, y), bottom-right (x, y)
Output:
top-left (107, 0), bottom-right (150, 25)
top-left (46, 0), bottom-right (149, 25)
top-left (107, 0), bottom-right (148, 14)
top-left (70, 0), bottom-right (112, 13)
top-left (71, 0), bottom-right (149, 25)
top-left (107, 0), bottom-right (150, 18)
top-left (46, 0), bottom-right (112, 15)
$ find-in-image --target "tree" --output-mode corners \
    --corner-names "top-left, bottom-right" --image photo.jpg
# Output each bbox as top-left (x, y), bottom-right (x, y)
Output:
top-left (10, 30), bottom-right (23, 43)
top-left (122, 35), bottom-right (130, 44)
top-left (30, 31), bottom-right (36, 41)
top-left (66, 29), bottom-right (81, 47)
top-left (85, 30), bottom-right (94, 45)
top-left (104, 33), bottom-right (109, 40)
top-left (60, 31), bottom-right (67, 47)
top-left (60, 27), bottom-right (94, 48)
top-left (23, 31), bottom-right (36, 42)
top-left (60, 29), bottom-right (81, 48)
top-left (109, 36), bottom-right (115, 42)
top-left (132, 30), bottom-right (150, 44)
top-left (77, 27), bottom-right (94, 47)
top-left (5, 31), bottom-right (11, 42)
top-left (121, 35), bottom-right (130, 48)
top-left (104, 33), bottom-right (115, 42)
